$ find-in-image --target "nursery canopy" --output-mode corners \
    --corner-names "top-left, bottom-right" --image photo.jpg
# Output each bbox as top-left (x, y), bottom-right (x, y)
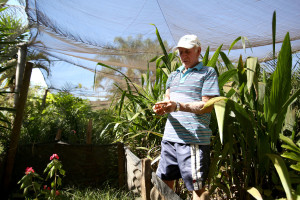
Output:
top-left (24, 0), bottom-right (300, 99)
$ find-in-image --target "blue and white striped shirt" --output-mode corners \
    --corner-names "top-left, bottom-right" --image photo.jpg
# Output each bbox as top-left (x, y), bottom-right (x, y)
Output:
top-left (163, 62), bottom-right (220, 144)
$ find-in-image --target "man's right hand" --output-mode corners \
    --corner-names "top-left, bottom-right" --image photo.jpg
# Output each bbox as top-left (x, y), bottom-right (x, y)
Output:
top-left (152, 101), bottom-right (176, 115)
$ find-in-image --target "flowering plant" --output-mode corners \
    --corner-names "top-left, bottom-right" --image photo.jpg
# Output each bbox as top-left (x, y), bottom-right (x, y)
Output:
top-left (44, 153), bottom-right (65, 199)
top-left (18, 154), bottom-right (65, 199)
top-left (18, 167), bottom-right (43, 199)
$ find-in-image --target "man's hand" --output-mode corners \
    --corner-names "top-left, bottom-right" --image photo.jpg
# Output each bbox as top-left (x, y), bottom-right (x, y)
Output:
top-left (152, 100), bottom-right (176, 115)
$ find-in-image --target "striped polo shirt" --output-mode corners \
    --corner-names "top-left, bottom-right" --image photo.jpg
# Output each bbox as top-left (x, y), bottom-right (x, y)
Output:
top-left (163, 62), bottom-right (220, 145)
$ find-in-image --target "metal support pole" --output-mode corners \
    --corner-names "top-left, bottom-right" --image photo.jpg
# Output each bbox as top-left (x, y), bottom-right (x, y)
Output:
top-left (14, 43), bottom-right (28, 107)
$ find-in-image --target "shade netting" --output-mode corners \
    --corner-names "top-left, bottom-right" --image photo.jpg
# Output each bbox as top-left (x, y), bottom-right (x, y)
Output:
top-left (21, 0), bottom-right (300, 99)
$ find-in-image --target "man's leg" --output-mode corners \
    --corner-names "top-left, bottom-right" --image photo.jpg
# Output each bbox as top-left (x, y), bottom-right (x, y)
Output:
top-left (156, 141), bottom-right (181, 191)
top-left (176, 144), bottom-right (210, 199)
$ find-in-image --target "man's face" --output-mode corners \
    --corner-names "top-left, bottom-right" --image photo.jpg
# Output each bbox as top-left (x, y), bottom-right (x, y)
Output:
top-left (178, 46), bottom-right (201, 68)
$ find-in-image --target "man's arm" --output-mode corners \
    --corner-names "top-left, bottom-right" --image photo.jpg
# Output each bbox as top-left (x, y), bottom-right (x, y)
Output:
top-left (153, 95), bottom-right (215, 115)
top-left (180, 96), bottom-right (214, 114)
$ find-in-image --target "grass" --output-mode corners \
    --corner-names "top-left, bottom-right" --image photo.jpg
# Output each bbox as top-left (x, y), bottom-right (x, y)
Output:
top-left (59, 185), bottom-right (137, 200)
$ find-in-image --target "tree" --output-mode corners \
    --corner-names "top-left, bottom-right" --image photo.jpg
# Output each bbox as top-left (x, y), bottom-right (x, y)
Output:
top-left (95, 34), bottom-right (170, 100)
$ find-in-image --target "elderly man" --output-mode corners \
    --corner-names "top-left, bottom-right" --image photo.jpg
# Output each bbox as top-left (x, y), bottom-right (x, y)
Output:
top-left (153, 35), bottom-right (220, 199)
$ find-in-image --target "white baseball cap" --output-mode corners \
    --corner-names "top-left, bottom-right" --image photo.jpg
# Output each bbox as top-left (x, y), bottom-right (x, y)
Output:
top-left (173, 34), bottom-right (201, 52)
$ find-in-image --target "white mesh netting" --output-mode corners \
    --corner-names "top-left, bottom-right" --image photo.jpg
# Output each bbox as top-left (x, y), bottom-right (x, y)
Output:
top-left (23, 0), bottom-right (300, 99)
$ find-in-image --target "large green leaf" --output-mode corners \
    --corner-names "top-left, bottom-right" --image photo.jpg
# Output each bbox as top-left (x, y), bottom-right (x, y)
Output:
top-left (246, 57), bottom-right (258, 91)
top-left (290, 163), bottom-right (300, 172)
top-left (218, 68), bottom-right (237, 91)
top-left (247, 187), bottom-right (263, 200)
top-left (207, 44), bottom-right (223, 76)
top-left (280, 134), bottom-right (300, 154)
top-left (281, 152), bottom-right (300, 162)
top-left (214, 99), bottom-right (227, 144)
top-left (202, 46), bottom-right (210, 66)
top-left (151, 24), bottom-right (170, 70)
top-left (267, 154), bottom-right (293, 200)
top-left (268, 32), bottom-right (292, 123)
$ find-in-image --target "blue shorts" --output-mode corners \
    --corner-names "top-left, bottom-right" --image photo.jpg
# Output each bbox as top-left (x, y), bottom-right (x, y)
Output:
top-left (156, 140), bottom-right (210, 191)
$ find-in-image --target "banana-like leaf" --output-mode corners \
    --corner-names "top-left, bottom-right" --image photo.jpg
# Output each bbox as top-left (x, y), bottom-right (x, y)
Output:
top-left (280, 134), bottom-right (300, 154)
top-left (246, 57), bottom-right (258, 91)
top-left (268, 32), bottom-right (292, 123)
top-left (151, 24), bottom-right (170, 70)
top-left (218, 68), bottom-right (237, 91)
top-left (281, 152), bottom-right (300, 162)
top-left (207, 44), bottom-right (223, 76)
top-left (228, 36), bottom-right (252, 54)
top-left (213, 99), bottom-right (227, 144)
top-left (202, 46), bottom-right (210, 66)
top-left (290, 163), bottom-right (300, 172)
top-left (247, 187), bottom-right (263, 200)
top-left (267, 154), bottom-right (293, 200)
top-left (202, 96), bottom-right (228, 109)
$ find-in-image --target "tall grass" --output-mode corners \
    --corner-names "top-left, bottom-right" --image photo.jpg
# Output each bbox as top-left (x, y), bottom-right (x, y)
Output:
top-left (61, 185), bottom-right (136, 200)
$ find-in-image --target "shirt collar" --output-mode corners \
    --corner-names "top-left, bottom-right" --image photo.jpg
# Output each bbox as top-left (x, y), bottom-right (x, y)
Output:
top-left (177, 62), bottom-right (203, 72)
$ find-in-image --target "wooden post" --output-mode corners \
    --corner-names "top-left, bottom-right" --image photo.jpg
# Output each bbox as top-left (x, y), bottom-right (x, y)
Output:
top-left (3, 62), bottom-right (33, 194)
top-left (141, 158), bottom-right (151, 200)
top-left (14, 43), bottom-right (27, 107)
top-left (86, 119), bottom-right (92, 144)
top-left (55, 129), bottom-right (62, 141)
top-left (41, 89), bottom-right (48, 109)
top-left (117, 142), bottom-right (125, 188)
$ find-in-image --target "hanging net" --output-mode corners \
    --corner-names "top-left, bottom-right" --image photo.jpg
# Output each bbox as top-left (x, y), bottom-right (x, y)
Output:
top-left (23, 0), bottom-right (300, 100)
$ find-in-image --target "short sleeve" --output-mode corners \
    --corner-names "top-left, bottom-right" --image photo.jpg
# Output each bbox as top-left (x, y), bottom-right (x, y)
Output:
top-left (166, 71), bottom-right (177, 89)
top-left (202, 68), bottom-right (220, 96)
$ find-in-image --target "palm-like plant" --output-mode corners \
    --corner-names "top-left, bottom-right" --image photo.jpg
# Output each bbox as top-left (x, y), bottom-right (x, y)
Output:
top-left (205, 22), bottom-right (300, 200)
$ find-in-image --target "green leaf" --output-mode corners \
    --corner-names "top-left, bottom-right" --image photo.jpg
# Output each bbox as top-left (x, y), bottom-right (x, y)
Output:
top-left (57, 177), bottom-right (62, 186)
top-left (280, 134), bottom-right (300, 154)
top-left (228, 36), bottom-right (241, 54)
top-left (290, 163), bottom-right (300, 172)
top-left (118, 91), bottom-right (126, 117)
top-left (142, 130), bottom-right (163, 137)
top-left (59, 169), bottom-right (66, 176)
top-left (228, 36), bottom-right (251, 54)
top-left (213, 99), bottom-right (227, 144)
top-left (268, 32), bottom-right (292, 123)
top-left (246, 57), bottom-right (258, 91)
top-left (207, 44), bottom-right (223, 76)
top-left (218, 68), bottom-right (237, 91)
top-left (267, 154), bottom-right (293, 200)
top-left (202, 46), bottom-right (210, 66)
top-left (203, 96), bottom-right (228, 109)
top-left (281, 152), bottom-right (300, 162)
top-left (247, 187), bottom-right (263, 200)
top-left (151, 24), bottom-right (170, 70)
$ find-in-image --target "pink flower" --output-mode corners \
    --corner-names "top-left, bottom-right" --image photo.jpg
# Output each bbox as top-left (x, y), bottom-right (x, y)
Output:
top-left (50, 154), bottom-right (59, 160)
top-left (25, 167), bottom-right (35, 174)
top-left (55, 190), bottom-right (60, 196)
top-left (71, 130), bottom-right (76, 134)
